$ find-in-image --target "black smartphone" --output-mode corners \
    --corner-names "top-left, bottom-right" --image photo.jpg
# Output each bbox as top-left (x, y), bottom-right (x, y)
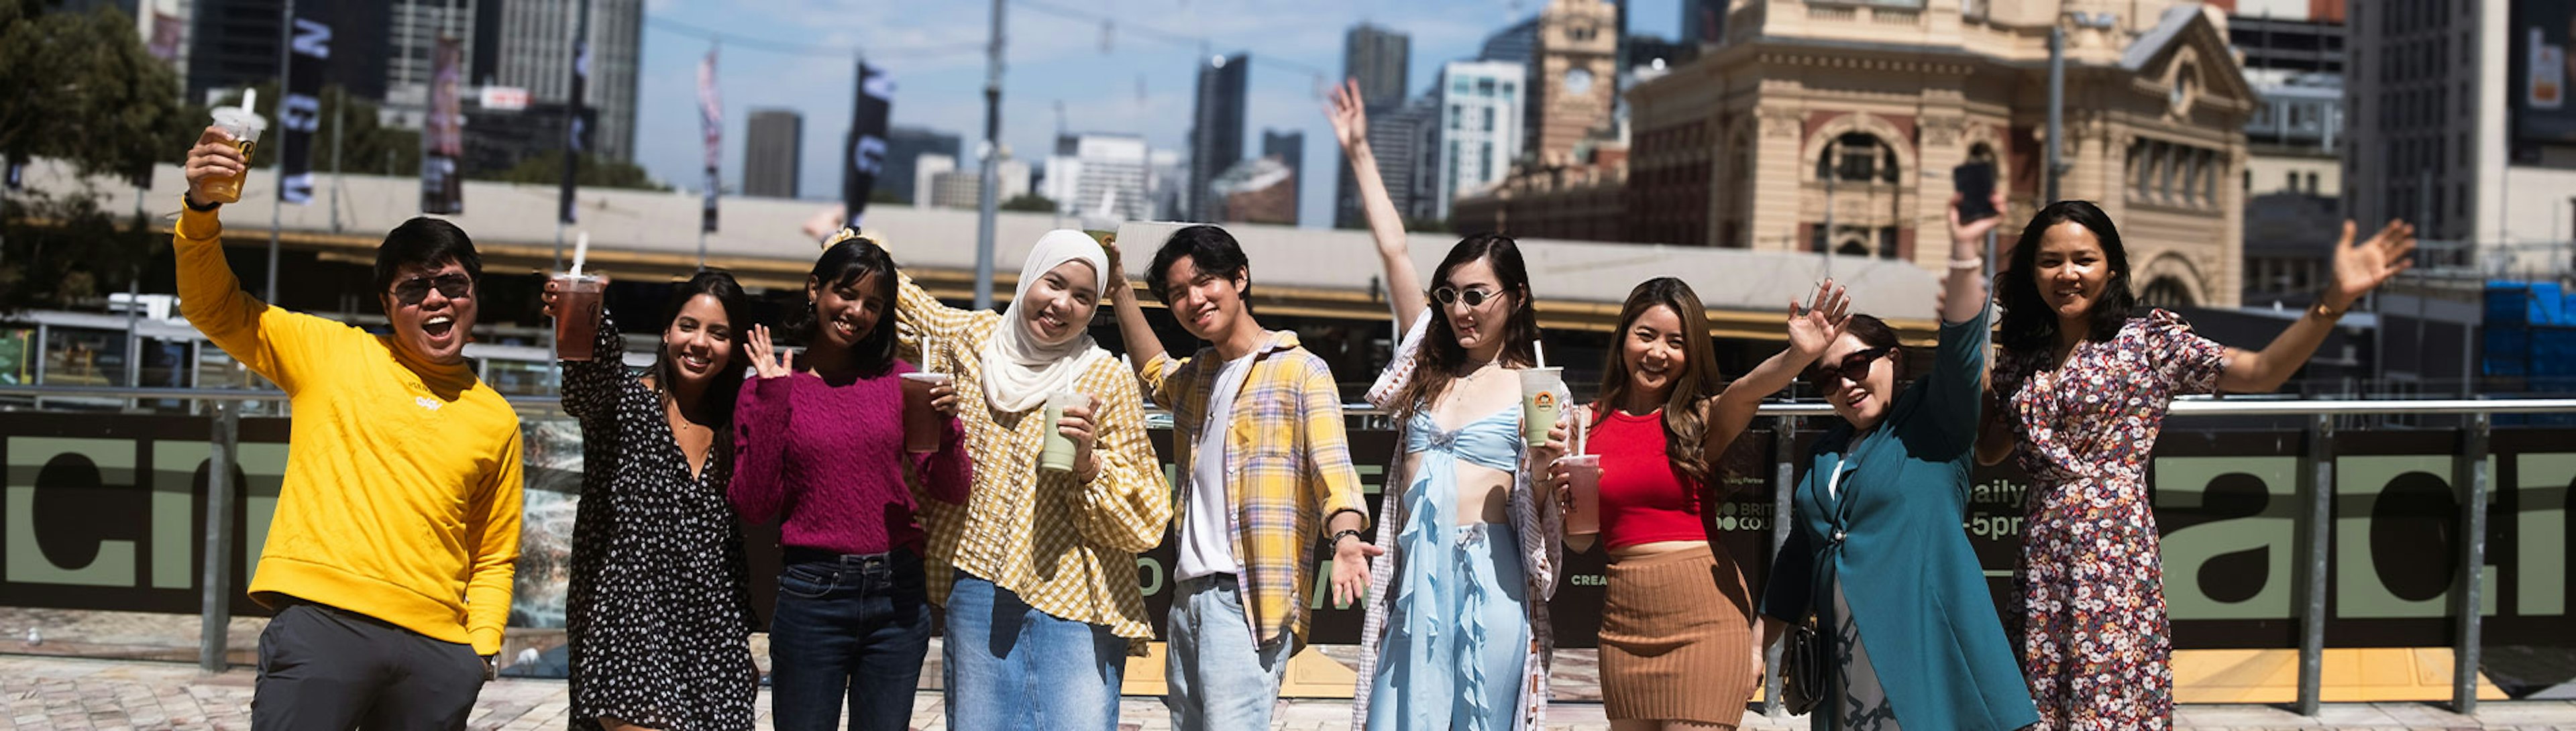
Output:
top-left (1953, 161), bottom-right (1998, 224)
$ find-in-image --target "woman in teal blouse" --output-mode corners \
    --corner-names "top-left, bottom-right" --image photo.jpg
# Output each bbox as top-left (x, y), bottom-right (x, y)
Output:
top-left (1760, 194), bottom-right (2037, 731)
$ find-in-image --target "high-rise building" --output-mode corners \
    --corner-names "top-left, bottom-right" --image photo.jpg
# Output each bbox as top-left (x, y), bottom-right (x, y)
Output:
top-left (186, 0), bottom-right (390, 105)
top-left (744, 109), bottom-right (802, 199)
top-left (920, 154), bottom-right (1032, 210)
top-left (1148, 148), bottom-right (1187, 220)
top-left (1042, 133), bottom-right (1154, 225)
top-left (1434, 61), bottom-right (1527, 221)
top-left (1343, 24), bottom-right (1411, 110)
top-left (883, 126), bottom-right (963, 204)
top-left (1481, 16), bottom-right (1540, 67)
top-left (496, 0), bottom-right (643, 162)
top-left (1529, 0), bottom-right (1619, 165)
top-left (382, 0), bottom-right (485, 131)
top-left (1189, 52), bottom-right (1249, 222)
top-left (1373, 97), bottom-right (1443, 224)
top-left (2339, 0), bottom-right (2568, 248)
top-left (1260, 129), bottom-right (1304, 225)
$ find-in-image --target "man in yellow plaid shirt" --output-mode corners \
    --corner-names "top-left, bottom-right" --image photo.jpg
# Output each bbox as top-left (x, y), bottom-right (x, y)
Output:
top-left (1104, 225), bottom-right (1377, 731)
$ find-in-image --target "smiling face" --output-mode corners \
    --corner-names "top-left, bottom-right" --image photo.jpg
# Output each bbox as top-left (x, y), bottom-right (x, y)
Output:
top-left (808, 270), bottom-right (890, 352)
top-left (1620, 304), bottom-right (1688, 403)
top-left (1023, 260), bottom-right (1101, 345)
top-left (1817, 333), bottom-right (1900, 431)
top-left (1158, 254), bottom-right (1247, 341)
top-left (1437, 257), bottom-right (1515, 358)
top-left (378, 260), bottom-right (478, 366)
top-left (2031, 221), bottom-right (2116, 327)
top-left (661, 293), bottom-right (735, 390)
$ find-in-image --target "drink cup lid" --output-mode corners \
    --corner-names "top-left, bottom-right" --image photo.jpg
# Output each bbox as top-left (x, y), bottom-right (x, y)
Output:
top-left (211, 106), bottom-right (268, 134)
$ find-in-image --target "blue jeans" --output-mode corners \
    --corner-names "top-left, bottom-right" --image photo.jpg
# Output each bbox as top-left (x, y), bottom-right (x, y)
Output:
top-left (1162, 574), bottom-right (1295, 731)
top-left (941, 570), bottom-right (1127, 731)
top-left (769, 549), bottom-right (932, 731)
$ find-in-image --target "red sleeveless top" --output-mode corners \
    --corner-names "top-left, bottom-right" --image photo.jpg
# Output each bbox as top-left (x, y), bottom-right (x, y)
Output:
top-left (1587, 407), bottom-right (1711, 549)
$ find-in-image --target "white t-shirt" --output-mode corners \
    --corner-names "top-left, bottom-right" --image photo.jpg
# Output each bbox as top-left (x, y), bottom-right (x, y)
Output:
top-left (1175, 352), bottom-right (1259, 581)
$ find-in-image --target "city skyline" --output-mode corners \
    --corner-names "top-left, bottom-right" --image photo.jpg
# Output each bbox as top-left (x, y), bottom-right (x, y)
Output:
top-left (629, 0), bottom-right (1687, 228)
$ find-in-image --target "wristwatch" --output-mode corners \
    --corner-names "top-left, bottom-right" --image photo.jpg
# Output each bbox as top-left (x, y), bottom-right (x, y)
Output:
top-left (1328, 528), bottom-right (1366, 549)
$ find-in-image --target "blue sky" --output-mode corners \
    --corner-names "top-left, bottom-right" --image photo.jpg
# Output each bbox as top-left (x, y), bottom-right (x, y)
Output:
top-left (630, 0), bottom-right (1682, 229)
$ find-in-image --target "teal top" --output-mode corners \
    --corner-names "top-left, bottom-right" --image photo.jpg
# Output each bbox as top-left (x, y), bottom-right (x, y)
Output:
top-left (1760, 306), bottom-right (2039, 731)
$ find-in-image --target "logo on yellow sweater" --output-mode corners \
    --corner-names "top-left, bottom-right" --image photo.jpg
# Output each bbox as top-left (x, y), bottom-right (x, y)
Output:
top-left (416, 396), bottom-right (443, 412)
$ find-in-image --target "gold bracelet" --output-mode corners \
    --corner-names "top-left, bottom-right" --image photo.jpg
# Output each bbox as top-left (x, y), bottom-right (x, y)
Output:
top-left (2310, 299), bottom-right (2348, 321)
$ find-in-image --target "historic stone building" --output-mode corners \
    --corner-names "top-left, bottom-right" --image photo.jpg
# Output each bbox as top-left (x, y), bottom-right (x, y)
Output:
top-left (1467, 0), bottom-right (2257, 308)
top-left (1528, 0), bottom-right (1622, 165)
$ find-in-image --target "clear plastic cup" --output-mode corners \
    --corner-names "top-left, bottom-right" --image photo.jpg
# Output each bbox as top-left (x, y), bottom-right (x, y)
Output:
top-left (551, 274), bottom-right (606, 361)
top-left (900, 372), bottom-right (954, 453)
top-left (202, 106), bottom-right (268, 204)
top-left (1517, 367), bottom-right (1568, 447)
top-left (1039, 391), bottom-right (1092, 473)
top-left (1560, 454), bottom-right (1603, 535)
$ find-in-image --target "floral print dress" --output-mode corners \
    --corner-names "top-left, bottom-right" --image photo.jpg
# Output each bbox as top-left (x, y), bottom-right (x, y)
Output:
top-left (1992, 309), bottom-right (2229, 730)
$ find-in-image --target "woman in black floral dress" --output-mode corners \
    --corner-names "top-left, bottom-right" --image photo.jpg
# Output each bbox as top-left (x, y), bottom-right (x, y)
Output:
top-left (552, 270), bottom-right (760, 731)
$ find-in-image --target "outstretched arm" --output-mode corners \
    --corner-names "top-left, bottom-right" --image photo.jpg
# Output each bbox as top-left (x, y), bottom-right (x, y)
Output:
top-left (2215, 220), bottom-right (2416, 392)
top-left (1328, 78), bottom-right (1426, 332)
top-left (1704, 281), bottom-right (1849, 457)
top-left (1101, 235), bottom-right (1166, 376)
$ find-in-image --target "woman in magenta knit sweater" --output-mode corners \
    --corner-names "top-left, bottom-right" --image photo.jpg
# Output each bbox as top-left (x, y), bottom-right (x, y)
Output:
top-left (728, 235), bottom-right (971, 731)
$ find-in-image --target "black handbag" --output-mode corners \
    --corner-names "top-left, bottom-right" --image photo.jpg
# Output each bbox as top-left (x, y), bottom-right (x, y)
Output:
top-left (1778, 616), bottom-right (1827, 716)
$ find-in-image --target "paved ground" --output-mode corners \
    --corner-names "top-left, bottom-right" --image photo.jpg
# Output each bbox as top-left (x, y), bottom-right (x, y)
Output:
top-left (9, 654), bottom-right (2576, 730)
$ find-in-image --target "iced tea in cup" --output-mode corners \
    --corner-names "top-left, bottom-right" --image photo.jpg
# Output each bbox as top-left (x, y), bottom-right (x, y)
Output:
top-left (1040, 391), bottom-right (1093, 473)
top-left (203, 106), bottom-right (268, 204)
top-left (900, 372), bottom-right (954, 453)
top-left (1517, 367), bottom-right (1568, 447)
top-left (551, 274), bottom-right (606, 361)
top-left (1559, 454), bottom-right (1603, 535)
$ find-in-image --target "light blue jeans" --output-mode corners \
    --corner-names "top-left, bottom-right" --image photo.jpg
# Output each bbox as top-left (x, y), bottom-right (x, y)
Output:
top-left (941, 571), bottom-right (1128, 731)
top-left (1162, 574), bottom-right (1295, 731)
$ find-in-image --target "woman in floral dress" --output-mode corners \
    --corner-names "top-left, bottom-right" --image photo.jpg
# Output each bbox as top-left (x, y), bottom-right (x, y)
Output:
top-left (1977, 202), bottom-right (2416, 728)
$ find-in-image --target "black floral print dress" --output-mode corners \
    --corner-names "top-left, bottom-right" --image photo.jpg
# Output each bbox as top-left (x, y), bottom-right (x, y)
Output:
top-left (562, 316), bottom-right (758, 731)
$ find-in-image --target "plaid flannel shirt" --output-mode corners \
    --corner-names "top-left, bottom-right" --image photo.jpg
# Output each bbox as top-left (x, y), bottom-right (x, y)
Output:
top-left (1142, 330), bottom-right (1368, 644)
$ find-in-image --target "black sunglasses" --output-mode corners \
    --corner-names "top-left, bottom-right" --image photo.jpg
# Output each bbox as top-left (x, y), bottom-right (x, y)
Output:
top-left (1805, 347), bottom-right (1893, 388)
top-left (1432, 286), bottom-right (1502, 308)
top-left (391, 273), bottom-right (474, 305)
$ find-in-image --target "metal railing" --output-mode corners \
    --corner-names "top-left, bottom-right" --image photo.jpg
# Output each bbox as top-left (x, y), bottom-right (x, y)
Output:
top-left (3, 385), bottom-right (2571, 718)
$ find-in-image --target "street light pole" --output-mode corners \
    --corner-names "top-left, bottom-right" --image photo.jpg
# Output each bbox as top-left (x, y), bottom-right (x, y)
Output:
top-left (973, 0), bottom-right (1006, 311)
top-left (2045, 23), bottom-right (2064, 205)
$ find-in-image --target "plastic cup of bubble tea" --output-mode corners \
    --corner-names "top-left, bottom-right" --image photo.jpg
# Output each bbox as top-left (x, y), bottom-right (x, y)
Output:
top-left (203, 105), bottom-right (268, 204)
top-left (900, 372), bottom-right (954, 453)
top-left (1039, 391), bottom-right (1092, 473)
top-left (1560, 455), bottom-right (1603, 535)
top-left (551, 274), bottom-right (606, 361)
top-left (1517, 367), bottom-right (1567, 447)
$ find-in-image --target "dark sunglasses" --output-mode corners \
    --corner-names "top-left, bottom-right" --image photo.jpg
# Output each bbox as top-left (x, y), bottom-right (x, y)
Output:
top-left (1805, 347), bottom-right (1893, 388)
top-left (391, 273), bottom-right (474, 305)
top-left (1432, 286), bottom-right (1502, 308)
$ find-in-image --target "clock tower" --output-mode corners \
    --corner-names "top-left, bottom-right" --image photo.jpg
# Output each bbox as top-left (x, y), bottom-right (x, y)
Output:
top-left (1529, 0), bottom-right (1619, 166)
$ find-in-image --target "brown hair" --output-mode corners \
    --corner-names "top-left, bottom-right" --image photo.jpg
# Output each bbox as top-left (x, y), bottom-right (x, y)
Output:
top-left (1593, 278), bottom-right (1724, 486)
top-left (1393, 233), bottom-right (1542, 418)
top-left (1841, 313), bottom-right (1907, 380)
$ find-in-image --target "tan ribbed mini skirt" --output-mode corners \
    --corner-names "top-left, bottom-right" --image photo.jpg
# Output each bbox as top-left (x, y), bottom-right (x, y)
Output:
top-left (1598, 543), bottom-right (1760, 725)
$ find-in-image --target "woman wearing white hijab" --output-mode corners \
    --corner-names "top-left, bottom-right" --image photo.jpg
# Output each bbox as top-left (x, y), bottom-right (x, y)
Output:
top-left (885, 228), bottom-right (1173, 731)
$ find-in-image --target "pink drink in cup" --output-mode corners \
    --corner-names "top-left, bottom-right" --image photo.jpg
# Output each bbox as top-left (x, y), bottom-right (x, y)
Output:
top-left (900, 372), bottom-right (953, 453)
top-left (1560, 454), bottom-right (1603, 535)
top-left (551, 274), bottom-right (605, 361)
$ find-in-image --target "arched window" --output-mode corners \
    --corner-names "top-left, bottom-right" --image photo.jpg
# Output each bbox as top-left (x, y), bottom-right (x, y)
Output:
top-left (2139, 277), bottom-right (2197, 308)
top-left (1816, 131), bottom-right (1899, 184)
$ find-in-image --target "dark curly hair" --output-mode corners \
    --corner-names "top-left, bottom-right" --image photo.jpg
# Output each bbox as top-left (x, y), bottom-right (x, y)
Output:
top-left (787, 236), bottom-right (901, 378)
top-left (1995, 200), bottom-right (2136, 353)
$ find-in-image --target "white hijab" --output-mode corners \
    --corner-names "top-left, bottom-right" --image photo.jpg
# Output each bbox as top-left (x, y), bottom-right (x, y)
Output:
top-left (980, 229), bottom-right (1114, 412)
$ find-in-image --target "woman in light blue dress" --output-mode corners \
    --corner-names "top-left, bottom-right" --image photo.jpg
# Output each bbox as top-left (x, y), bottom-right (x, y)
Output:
top-left (1336, 74), bottom-right (1564, 731)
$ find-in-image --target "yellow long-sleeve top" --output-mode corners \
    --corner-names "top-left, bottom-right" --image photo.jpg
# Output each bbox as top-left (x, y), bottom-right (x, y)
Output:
top-left (173, 205), bottom-right (525, 655)
top-left (894, 272), bottom-right (1172, 640)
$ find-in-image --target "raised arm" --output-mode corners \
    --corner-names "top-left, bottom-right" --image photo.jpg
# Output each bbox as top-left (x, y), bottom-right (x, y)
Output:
top-left (1099, 235), bottom-right (1178, 388)
top-left (726, 326), bottom-right (798, 525)
top-left (543, 279), bottom-right (627, 422)
top-left (2214, 220), bottom-right (2416, 393)
top-left (1704, 281), bottom-right (1848, 456)
top-left (1328, 78), bottom-right (1426, 332)
top-left (174, 126), bottom-right (337, 391)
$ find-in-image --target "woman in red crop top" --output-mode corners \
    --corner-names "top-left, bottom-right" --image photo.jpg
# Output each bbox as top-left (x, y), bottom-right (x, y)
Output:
top-left (1545, 277), bottom-right (1847, 730)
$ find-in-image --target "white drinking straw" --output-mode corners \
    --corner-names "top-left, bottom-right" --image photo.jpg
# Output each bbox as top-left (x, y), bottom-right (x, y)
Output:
top-left (570, 231), bottom-right (590, 277)
top-left (240, 89), bottom-right (256, 113)
top-left (1534, 339), bottom-right (1548, 369)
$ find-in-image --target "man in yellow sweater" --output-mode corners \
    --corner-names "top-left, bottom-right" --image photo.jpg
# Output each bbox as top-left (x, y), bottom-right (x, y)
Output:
top-left (180, 127), bottom-right (524, 730)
